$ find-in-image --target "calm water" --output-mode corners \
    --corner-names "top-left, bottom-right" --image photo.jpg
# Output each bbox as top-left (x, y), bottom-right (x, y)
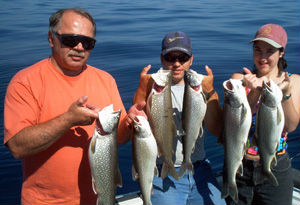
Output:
top-left (0, 0), bottom-right (299, 204)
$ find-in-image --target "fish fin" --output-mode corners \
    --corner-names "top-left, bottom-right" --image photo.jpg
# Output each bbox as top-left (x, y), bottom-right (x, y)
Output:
top-left (161, 163), bottom-right (168, 179)
top-left (237, 163), bottom-right (243, 176)
top-left (198, 127), bottom-right (203, 138)
top-left (91, 178), bottom-right (97, 195)
top-left (157, 145), bottom-right (163, 158)
top-left (271, 155), bottom-right (277, 167)
top-left (266, 171), bottom-right (279, 187)
top-left (221, 181), bottom-right (229, 199)
top-left (277, 107), bottom-right (282, 124)
top-left (116, 168), bottom-right (123, 188)
top-left (178, 162), bottom-right (193, 178)
top-left (230, 184), bottom-right (239, 203)
top-left (161, 162), bottom-right (179, 180)
top-left (154, 166), bottom-right (158, 177)
top-left (242, 143), bottom-right (247, 156)
top-left (254, 169), bottom-right (279, 187)
top-left (132, 165), bottom-right (138, 181)
top-left (241, 104), bottom-right (247, 122)
top-left (90, 137), bottom-right (97, 154)
top-left (178, 165), bottom-right (186, 178)
top-left (169, 164), bottom-right (179, 181)
top-left (201, 91), bottom-right (207, 103)
top-left (221, 182), bottom-right (239, 203)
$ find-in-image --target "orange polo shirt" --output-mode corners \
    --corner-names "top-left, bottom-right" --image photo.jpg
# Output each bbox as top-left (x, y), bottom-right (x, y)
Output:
top-left (4, 58), bottom-right (128, 205)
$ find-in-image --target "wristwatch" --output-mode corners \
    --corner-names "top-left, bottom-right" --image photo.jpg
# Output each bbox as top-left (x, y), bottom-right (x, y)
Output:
top-left (204, 89), bottom-right (216, 101)
top-left (283, 93), bottom-right (292, 101)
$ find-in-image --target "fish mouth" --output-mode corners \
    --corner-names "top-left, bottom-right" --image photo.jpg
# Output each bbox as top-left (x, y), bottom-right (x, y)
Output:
top-left (133, 117), bottom-right (141, 130)
top-left (153, 83), bottom-right (165, 93)
top-left (223, 79), bottom-right (243, 94)
top-left (223, 80), bottom-right (234, 94)
top-left (95, 119), bottom-right (109, 135)
top-left (184, 69), bottom-right (203, 88)
top-left (97, 105), bottom-right (121, 134)
top-left (263, 80), bottom-right (273, 92)
top-left (151, 69), bottom-right (171, 87)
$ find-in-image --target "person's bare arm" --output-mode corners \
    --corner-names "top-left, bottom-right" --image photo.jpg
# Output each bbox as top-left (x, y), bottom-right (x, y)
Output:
top-left (202, 65), bottom-right (223, 138)
top-left (279, 73), bottom-right (300, 132)
top-left (7, 96), bottom-right (99, 158)
top-left (133, 65), bottom-right (153, 105)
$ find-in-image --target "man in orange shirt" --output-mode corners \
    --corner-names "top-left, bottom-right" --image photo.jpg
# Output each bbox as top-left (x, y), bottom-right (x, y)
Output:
top-left (4, 8), bottom-right (142, 205)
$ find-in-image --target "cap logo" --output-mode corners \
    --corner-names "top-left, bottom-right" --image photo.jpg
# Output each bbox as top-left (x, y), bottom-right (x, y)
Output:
top-left (261, 25), bottom-right (272, 35)
top-left (168, 37), bottom-right (184, 43)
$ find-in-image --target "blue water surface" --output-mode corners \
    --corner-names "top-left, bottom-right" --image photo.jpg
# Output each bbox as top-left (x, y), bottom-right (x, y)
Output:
top-left (0, 0), bottom-right (299, 204)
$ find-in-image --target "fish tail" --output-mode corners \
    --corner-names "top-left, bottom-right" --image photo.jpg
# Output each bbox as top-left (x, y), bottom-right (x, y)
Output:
top-left (266, 171), bottom-right (279, 187)
top-left (143, 199), bottom-right (152, 205)
top-left (161, 162), bottom-right (179, 180)
top-left (178, 162), bottom-right (194, 178)
top-left (221, 182), bottom-right (239, 203)
top-left (254, 170), bottom-right (278, 187)
top-left (221, 182), bottom-right (228, 199)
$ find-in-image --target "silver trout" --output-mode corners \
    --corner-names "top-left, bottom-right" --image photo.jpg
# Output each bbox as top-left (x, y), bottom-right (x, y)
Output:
top-left (132, 115), bottom-right (158, 205)
top-left (179, 69), bottom-right (207, 177)
top-left (146, 68), bottom-right (179, 180)
top-left (221, 79), bottom-right (252, 203)
top-left (255, 79), bottom-right (284, 186)
top-left (88, 104), bottom-right (122, 205)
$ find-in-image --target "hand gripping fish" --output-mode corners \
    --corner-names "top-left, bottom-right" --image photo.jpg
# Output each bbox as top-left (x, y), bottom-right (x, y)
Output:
top-left (221, 79), bottom-right (252, 203)
top-left (146, 68), bottom-right (179, 180)
top-left (88, 104), bottom-right (122, 205)
top-left (255, 80), bottom-right (284, 186)
top-left (132, 115), bottom-right (158, 205)
top-left (179, 69), bottom-right (207, 177)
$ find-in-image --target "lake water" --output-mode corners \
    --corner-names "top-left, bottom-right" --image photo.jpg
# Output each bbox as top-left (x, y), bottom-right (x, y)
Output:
top-left (0, 0), bottom-right (299, 204)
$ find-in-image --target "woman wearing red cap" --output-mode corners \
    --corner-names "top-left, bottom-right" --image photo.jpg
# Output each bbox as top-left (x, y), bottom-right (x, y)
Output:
top-left (225, 24), bottom-right (300, 205)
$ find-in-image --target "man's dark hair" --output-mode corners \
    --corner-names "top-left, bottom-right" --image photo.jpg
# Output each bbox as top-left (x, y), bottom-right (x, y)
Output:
top-left (49, 8), bottom-right (96, 36)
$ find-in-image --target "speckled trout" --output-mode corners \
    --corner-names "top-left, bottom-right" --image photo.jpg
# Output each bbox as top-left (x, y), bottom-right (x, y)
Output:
top-left (146, 68), bottom-right (179, 180)
top-left (88, 104), bottom-right (122, 205)
top-left (221, 79), bottom-right (252, 203)
top-left (255, 80), bottom-right (284, 186)
top-left (179, 69), bottom-right (207, 177)
top-left (132, 115), bottom-right (158, 205)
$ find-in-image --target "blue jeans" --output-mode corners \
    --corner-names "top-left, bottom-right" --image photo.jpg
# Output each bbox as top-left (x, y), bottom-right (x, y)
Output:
top-left (225, 153), bottom-right (293, 205)
top-left (151, 159), bottom-right (226, 205)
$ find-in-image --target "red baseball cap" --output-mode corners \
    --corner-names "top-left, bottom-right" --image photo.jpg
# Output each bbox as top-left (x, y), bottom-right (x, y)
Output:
top-left (249, 24), bottom-right (288, 49)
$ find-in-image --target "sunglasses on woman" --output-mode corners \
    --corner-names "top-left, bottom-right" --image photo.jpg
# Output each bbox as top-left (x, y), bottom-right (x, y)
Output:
top-left (54, 32), bottom-right (96, 50)
top-left (163, 53), bottom-right (191, 64)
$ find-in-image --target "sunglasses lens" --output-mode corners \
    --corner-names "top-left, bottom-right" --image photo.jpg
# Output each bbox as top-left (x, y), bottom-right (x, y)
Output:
top-left (56, 33), bottom-right (96, 50)
top-left (61, 36), bottom-right (78, 48)
top-left (81, 37), bottom-right (96, 50)
top-left (163, 53), bottom-right (190, 63)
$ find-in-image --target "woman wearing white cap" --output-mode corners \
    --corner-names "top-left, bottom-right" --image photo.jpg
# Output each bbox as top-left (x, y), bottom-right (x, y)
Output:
top-left (226, 24), bottom-right (300, 205)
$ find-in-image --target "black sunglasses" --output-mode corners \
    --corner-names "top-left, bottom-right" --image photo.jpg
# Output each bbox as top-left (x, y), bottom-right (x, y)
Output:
top-left (163, 53), bottom-right (191, 63)
top-left (54, 32), bottom-right (96, 50)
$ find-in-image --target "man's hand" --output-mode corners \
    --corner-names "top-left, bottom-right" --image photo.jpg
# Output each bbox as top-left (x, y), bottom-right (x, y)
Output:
top-left (277, 72), bottom-right (291, 95)
top-left (133, 65), bottom-right (154, 104)
top-left (202, 65), bottom-right (214, 93)
top-left (125, 102), bottom-right (147, 130)
top-left (242, 67), bottom-right (267, 90)
top-left (66, 96), bottom-right (99, 126)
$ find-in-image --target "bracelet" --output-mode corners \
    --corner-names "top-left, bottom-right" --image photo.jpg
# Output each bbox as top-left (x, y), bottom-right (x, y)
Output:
top-left (282, 93), bottom-right (292, 101)
top-left (204, 89), bottom-right (216, 101)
